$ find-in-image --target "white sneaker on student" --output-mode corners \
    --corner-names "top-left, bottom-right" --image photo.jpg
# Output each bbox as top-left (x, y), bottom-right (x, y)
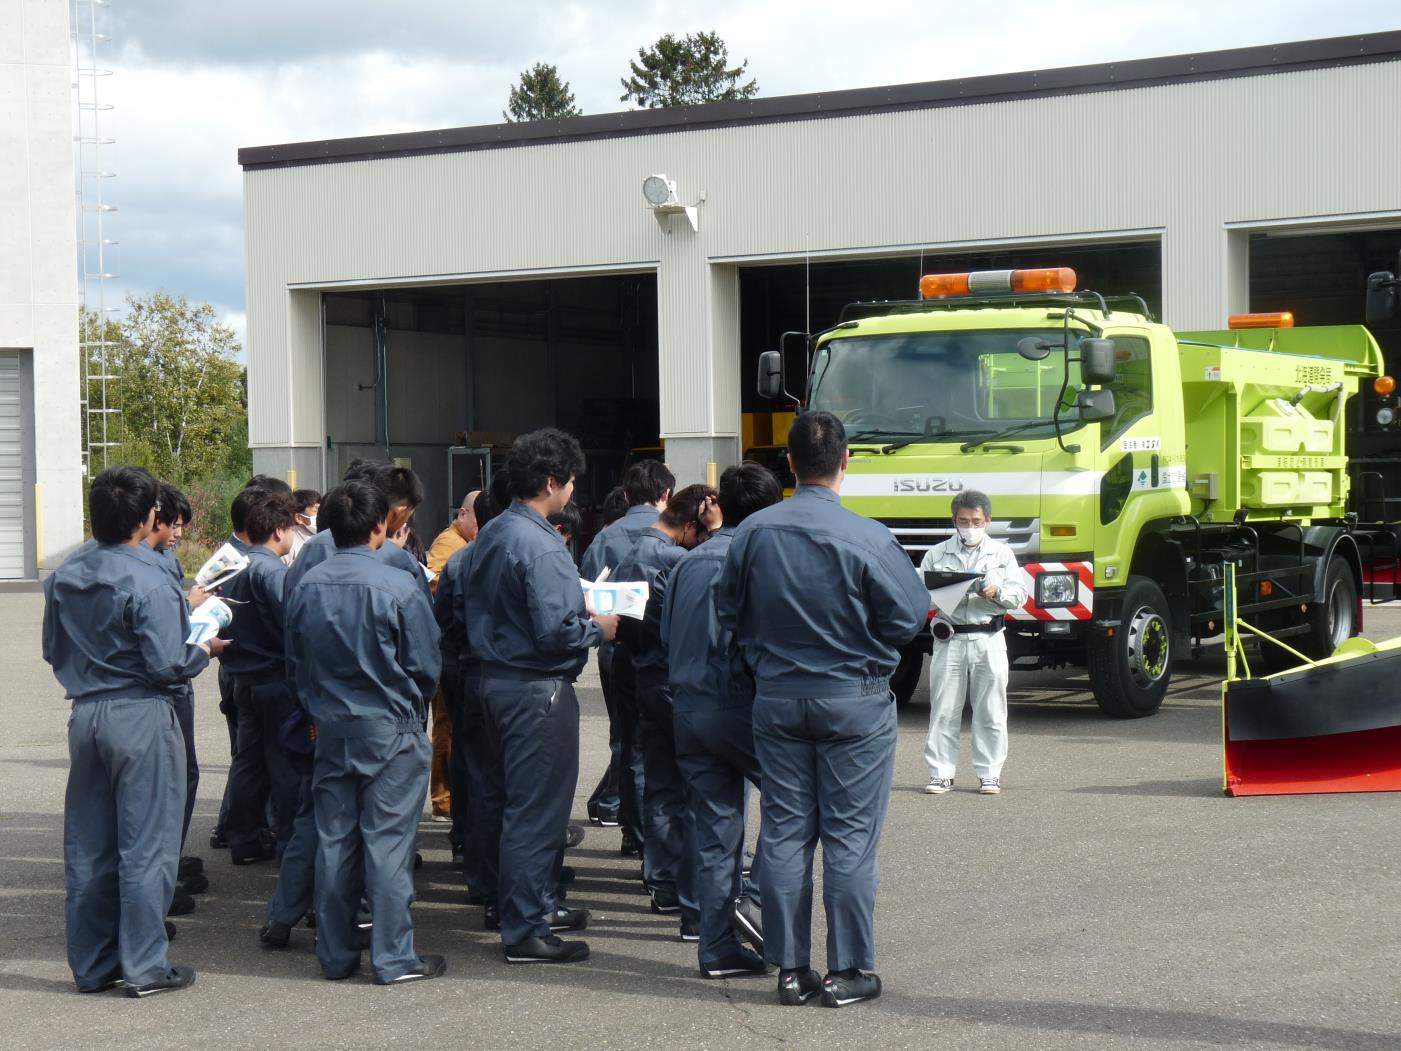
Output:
top-left (924, 777), bottom-right (954, 794)
top-left (978, 777), bottom-right (1001, 795)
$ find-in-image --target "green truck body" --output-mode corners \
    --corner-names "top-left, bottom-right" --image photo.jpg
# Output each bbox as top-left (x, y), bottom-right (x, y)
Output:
top-left (764, 283), bottom-right (1383, 716)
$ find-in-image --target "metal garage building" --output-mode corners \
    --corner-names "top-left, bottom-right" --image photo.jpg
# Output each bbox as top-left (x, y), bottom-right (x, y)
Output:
top-left (239, 31), bottom-right (1401, 531)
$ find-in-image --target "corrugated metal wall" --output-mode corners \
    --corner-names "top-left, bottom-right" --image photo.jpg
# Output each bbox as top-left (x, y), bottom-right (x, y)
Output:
top-left (244, 61), bottom-right (1401, 449)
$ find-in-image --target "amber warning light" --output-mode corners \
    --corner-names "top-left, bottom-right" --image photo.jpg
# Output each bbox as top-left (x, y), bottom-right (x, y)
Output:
top-left (1228, 312), bottom-right (1294, 330)
top-left (919, 267), bottom-right (1077, 300)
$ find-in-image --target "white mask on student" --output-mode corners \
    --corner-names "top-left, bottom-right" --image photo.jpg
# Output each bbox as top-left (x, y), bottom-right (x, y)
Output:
top-left (302, 514), bottom-right (317, 533)
top-left (956, 525), bottom-right (986, 546)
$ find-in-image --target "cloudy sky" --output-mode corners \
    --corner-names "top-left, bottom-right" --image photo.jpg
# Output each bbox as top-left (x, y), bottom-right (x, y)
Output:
top-left (92, 0), bottom-right (1398, 350)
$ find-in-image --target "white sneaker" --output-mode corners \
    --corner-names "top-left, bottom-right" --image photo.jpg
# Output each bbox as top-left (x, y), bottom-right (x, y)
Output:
top-left (978, 778), bottom-right (1001, 795)
top-left (924, 778), bottom-right (954, 794)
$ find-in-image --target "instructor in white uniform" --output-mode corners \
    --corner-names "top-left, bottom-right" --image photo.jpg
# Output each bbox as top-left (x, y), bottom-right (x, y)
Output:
top-left (920, 490), bottom-right (1028, 795)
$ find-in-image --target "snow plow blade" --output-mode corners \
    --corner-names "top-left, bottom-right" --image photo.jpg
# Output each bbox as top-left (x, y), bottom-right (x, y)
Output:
top-left (1224, 637), bottom-right (1401, 796)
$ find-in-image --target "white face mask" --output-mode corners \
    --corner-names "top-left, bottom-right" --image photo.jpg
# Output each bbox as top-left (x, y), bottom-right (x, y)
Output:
top-left (302, 514), bottom-right (317, 533)
top-left (956, 525), bottom-right (986, 546)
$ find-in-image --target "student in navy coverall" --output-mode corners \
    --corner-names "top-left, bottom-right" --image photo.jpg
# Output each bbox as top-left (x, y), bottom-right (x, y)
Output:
top-left (579, 461), bottom-right (673, 855)
top-left (715, 411), bottom-right (928, 1009)
top-left (662, 463), bottom-right (783, 978)
top-left (612, 484), bottom-right (719, 937)
top-left (44, 467), bottom-right (223, 998)
top-left (284, 480), bottom-right (445, 985)
top-left (459, 428), bottom-right (619, 963)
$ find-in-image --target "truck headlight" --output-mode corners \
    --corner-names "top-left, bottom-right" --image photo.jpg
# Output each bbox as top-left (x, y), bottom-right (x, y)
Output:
top-left (1036, 571), bottom-right (1078, 608)
top-left (1377, 406), bottom-right (1395, 427)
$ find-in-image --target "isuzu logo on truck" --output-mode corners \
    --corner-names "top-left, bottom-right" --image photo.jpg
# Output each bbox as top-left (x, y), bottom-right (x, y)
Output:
top-left (892, 478), bottom-right (964, 493)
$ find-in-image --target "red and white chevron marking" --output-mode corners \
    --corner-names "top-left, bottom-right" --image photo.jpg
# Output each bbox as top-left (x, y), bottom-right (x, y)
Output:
top-left (1009, 561), bottom-right (1094, 622)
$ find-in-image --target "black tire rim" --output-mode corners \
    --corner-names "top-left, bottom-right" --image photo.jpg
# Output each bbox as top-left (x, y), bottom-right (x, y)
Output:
top-left (1125, 604), bottom-right (1170, 690)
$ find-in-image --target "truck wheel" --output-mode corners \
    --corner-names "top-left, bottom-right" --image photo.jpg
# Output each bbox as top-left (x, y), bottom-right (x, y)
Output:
top-left (1088, 576), bottom-right (1172, 718)
top-left (891, 645), bottom-right (925, 709)
top-left (1302, 555), bottom-right (1357, 660)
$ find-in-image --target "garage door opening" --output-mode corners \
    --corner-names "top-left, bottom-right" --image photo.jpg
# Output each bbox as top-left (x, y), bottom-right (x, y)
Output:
top-left (737, 240), bottom-right (1162, 459)
top-left (322, 273), bottom-right (659, 543)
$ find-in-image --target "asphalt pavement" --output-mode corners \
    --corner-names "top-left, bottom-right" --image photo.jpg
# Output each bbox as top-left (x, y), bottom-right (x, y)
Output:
top-left (1, 591), bottom-right (1398, 1050)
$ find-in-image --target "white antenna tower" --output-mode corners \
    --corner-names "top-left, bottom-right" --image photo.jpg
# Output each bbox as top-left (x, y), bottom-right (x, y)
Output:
top-left (73, 0), bottom-right (119, 474)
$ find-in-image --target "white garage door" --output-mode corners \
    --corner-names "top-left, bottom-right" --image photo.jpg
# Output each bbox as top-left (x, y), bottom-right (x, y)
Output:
top-left (0, 353), bottom-right (24, 578)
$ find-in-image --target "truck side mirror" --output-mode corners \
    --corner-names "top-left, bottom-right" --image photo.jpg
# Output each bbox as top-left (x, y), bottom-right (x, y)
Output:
top-left (1076, 388), bottom-right (1116, 422)
top-left (758, 350), bottom-right (784, 400)
top-left (1366, 270), bottom-right (1397, 324)
top-left (1080, 338), bottom-right (1117, 385)
top-left (1017, 336), bottom-right (1053, 360)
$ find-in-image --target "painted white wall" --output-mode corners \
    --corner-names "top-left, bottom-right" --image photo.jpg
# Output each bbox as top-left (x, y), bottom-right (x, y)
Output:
top-left (0, 0), bottom-right (81, 569)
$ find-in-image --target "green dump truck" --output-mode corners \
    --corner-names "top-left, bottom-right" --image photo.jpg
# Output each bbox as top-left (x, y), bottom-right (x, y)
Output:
top-left (757, 267), bottom-right (1384, 717)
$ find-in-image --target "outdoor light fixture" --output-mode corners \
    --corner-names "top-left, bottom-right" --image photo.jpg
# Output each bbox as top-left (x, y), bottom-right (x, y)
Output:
top-left (642, 172), bottom-right (699, 233)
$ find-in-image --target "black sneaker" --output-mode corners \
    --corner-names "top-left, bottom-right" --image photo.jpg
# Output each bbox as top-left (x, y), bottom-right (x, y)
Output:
top-left (305, 911), bottom-right (316, 929)
top-left (356, 919), bottom-right (373, 950)
top-left (209, 828), bottom-right (227, 849)
top-left (820, 970), bottom-right (882, 1008)
top-left (619, 829), bottom-right (642, 857)
top-left (164, 921), bottom-right (177, 941)
top-left (503, 935), bottom-right (589, 964)
top-left (730, 896), bottom-right (764, 956)
top-left (167, 890), bottom-right (196, 917)
top-left (231, 843), bottom-right (275, 865)
top-left (374, 954), bottom-right (446, 985)
top-left (589, 813), bottom-right (620, 828)
top-left (178, 871), bottom-right (210, 895)
top-left (77, 969), bottom-right (124, 994)
top-left (260, 921), bottom-right (292, 949)
top-left (558, 865), bottom-right (576, 885)
top-left (679, 917), bottom-right (699, 942)
top-left (323, 961), bottom-right (361, 981)
top-left (125, 965), bottom-right (196, 998)
top-left (177, 856), bottom-right (204, 881)
top-left (565, 824), bottom-right (585, 849)
top-left (483, 904), bottom-right (500, 931)
top-left (700, 947), bottom-right (767, 979)
top-left (650, 888), bottom-right (681, 915)
top-left (778, 967), bottom-right (822, 1006)
top-left (451, 849), bottom-right (465, 870)
top-left (548, 907), bottom-right (589, 932)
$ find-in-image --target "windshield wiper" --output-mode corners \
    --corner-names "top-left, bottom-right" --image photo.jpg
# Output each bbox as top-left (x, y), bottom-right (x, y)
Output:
top-left (846, 429), bottom-right (920, 443)
top-left (880, 430), bottom-right (991, 455)
top-left (960, 419), bottom-right (1060, 452)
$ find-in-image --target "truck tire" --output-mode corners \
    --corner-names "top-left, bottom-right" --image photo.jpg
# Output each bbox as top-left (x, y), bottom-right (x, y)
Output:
top-left (1301, 554), bottom-right (1357, 660)
top-left (1088, 576), bottom-right (1172, 718)
top-left (891, 645), bottom-right (925, 709)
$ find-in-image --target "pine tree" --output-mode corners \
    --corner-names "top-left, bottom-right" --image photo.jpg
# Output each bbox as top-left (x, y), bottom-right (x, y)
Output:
top-left (504, 62), bottom-right (582, 122)
top-left (620, 31), bottom-right (758, 108)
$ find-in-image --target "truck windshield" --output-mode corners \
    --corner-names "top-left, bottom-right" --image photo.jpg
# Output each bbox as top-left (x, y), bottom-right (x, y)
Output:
top-left (808, 329), bottom-right (1087, 440)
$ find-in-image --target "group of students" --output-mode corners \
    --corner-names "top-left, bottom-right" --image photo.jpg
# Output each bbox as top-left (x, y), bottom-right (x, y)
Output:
top-left (44, 410), bottom-right (932, 1009)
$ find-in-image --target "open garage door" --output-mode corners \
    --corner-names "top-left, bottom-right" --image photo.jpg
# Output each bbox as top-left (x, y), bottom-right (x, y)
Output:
top-left (322, 274), bottom-right (658, 545)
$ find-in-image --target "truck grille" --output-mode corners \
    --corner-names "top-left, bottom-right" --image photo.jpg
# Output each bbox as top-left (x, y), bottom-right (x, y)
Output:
top-left (877, 517), bottom-right (1040, 565)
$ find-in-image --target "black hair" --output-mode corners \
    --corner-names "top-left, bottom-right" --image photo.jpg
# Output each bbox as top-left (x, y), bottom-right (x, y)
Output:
top-left (321, 481), bottom-right (389, 548)
top-left (230, 485), bottom-right (267, 534)
top-left (548, 501), bottom-right (581, 539)
top-left (489, 467), bottom-right (512, 513)
top-left (371, 463), bottom-right (424, 511)
top-left (90, 466), bottom-right (159, 544)
top-left (154, 482), bottom-right (192, 528)
top-left (718, 463), bottom-right (783, 527)
top-left (659, 484), bottom-right (715, 530)
top-left (343, 458), bottom-right (379, 482)
top-left (951, 489), bottom-right (993, 520)
top-left (506, 428), bottom-right (586, 501)
top-left (787, 411), bottom-right (847, 481)
top-left (622, 460), bottom-right (674, 507)
top-left (244, 490), bottom-right (298, 545)
top-left (246, 473), bottom-right (293, 496)
top-left (600, 486), bottom-right (627, 527)
top-left (292, 489), bottom-right (321, 515)
top-left (402, 523), bottom-right (427, 565)
top-left (473, 489), bottom-right (502, 530)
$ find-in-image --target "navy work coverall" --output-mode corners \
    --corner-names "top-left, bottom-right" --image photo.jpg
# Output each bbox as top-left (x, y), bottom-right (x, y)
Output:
top-left (285, 545), bottom-right (441, 982)
top-left (714, 485), bottom-right (927, 973)
top-left (579, 502), bottom-right (658, 836)
top-left (614, 527), bottom-right (696, 920)
top-left (43, 542), bottom-right (210, 990)
top-left (220, 546), bottom-right (298, 856)
top-left (143, 541), bottom-right (201, 849)
top-left (661, 526), bottom-right (765, 965)
top-left (461, 502), bottom-right (602, 947)
top-left (214, 532), bottom-right (252, 843)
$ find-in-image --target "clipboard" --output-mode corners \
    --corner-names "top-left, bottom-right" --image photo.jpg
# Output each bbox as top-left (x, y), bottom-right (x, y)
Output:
top-left (924, 570), bottom-right (983, 617)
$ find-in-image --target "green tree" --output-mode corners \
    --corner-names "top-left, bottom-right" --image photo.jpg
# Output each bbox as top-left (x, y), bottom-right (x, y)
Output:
top-left (620, 31), bottom-right (758, 108)
top-left (504, 62), bottom-right (582, 122)
top-left (80, 292), bottom-right (247, 484)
